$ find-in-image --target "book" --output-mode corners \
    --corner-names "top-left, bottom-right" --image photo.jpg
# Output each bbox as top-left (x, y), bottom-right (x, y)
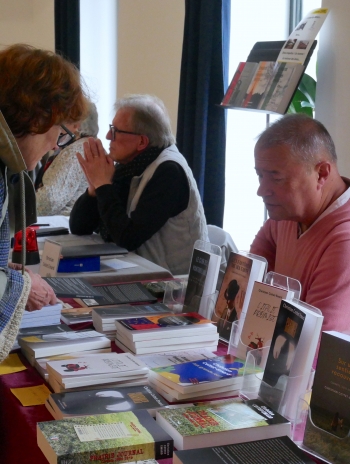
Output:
top-left (34, 348), bottom-right (112, 380)
top-left (155, 397), bottom-right (290, 450)
top-left (261, 299), bottom-right (323, 420)
top-left (46, 384), bottom-right (169, 420)
top-left (60, 242), bottom-right (128, 258)
top-left (137, 348), bottom-right (217, 369)
top-left (37, 409), bottom-right (174, 464)
top-left (213, 252), bottom-right (266, 343)
top-left (241, 61), bottom-right (275, 109)
top-left (303, 331), bottom-right (350, 464)
top-left (92, 303), bottom-right (173, 333)
top-left (115, 313), bottom-right (217, 342)
top-left (222, 62), bottom-right (259, 108)
top-left (115, 330), bottom-right (219, 356)
top-left (47, 352), bottom-right (148, 390)
top-left (12, 322), bottom-right (73, 351)
top-left (19, 329), bottom-right (111, 363)
top-left (221, 61), bottom-right (246, 106)
top-left (182, 246), bottom-right (221, 313)
top-left (173, 435), bottom-right (314, 464)
top-left (45, 277), bottom-right (157, 307)
top-left (19, 302), bottom-right (63, 329)
top-left (149, 355), bottom-right (246, 395)
top-left (236, 281), bottom-right (294, 362)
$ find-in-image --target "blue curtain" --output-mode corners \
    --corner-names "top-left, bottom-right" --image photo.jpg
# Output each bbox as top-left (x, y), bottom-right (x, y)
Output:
top-left (177, 0), bottom-right (230, 227)
top-left (54, 0), bottom-right (80, 68)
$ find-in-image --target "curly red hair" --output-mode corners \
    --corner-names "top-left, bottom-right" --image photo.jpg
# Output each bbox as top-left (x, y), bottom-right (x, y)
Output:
top-left (0, 44), bottom-right (89, 136)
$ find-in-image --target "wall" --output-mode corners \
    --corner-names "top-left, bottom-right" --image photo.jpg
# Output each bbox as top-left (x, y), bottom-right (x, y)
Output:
top-left (0, 0), bottom-right (54, 50)
top-left (316, 2), bottom-right (350, 176)
top-left (117, 0), bottom-right (184, 135)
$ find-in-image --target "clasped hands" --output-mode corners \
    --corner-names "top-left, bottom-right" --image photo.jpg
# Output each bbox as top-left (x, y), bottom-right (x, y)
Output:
top-left (76, 137), bottom-right (115, 196)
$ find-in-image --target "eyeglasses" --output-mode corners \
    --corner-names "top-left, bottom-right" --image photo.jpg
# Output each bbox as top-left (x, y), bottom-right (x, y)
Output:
top-left (58, 125), bottom-right (76, 148)
top-left (109, 124), bottom-right (141, 140)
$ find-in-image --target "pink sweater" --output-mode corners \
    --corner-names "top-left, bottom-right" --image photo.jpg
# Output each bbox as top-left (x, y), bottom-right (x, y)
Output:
top-left (250, 197), bottom-right (350, 333)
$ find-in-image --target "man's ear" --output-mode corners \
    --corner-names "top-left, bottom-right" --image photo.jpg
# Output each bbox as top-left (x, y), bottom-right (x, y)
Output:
top-left (137, 134), bottom-right (149, 151)
top-left (316, 161), bottom-right (331, 188)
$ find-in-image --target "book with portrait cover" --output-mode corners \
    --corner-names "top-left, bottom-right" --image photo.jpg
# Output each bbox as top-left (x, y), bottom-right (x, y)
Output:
top-left (37, 410), bottom-right (173, 464)
top-left (155, 397), bottom-right (290, 450)
top-left (213, 252), bottom-right (266, 343)
top-left (303, 331), bottom-right (350, 464)
top-left (46, 384), bottom-right (168, 420)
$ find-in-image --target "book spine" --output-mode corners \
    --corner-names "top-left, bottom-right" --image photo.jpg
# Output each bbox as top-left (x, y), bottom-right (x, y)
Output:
top-left (221, 62), bottom-right (246, 105)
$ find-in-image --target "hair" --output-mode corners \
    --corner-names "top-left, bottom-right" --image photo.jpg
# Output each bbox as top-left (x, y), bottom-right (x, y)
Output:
top-left (0, 43), bottom-right (89, 137)
top-left (255, 113), bottom-right (337, 166)
top-left (79, 101), bottom-right (99, 138)
top-left (114, 94), bottom-right (176, 148)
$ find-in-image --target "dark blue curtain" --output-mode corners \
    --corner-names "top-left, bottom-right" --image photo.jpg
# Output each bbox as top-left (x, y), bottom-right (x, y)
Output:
top-left (177, 0), bottom-right (230, 227)
top-left (54, 0), bottom-right (80, 68)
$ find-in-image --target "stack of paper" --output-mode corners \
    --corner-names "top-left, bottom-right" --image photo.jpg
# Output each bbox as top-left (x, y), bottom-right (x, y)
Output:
top-left (20, 302), bottom-right (63, 329)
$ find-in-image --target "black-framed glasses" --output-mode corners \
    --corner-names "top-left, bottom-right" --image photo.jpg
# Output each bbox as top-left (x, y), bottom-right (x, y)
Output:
top-left (109, 124), bottom-right (141, 140)
top-left (58, 125), bottom-right (76, 148)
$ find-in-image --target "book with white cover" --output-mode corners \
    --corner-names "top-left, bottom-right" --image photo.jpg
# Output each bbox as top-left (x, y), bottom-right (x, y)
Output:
top-left (18, 329), bottom-right (111, 361)
top-left (137, 348), bottom-right (217, 369)
top-left (114, 337), bottom-right (218, 356)
top-left (183, 241), bottom-right (221, 314)
top-left (20, 302), bottom-right (63, 328)
top-left (47, 352), bottom-right (148, 388)
top-left (236, 281), bottom-right (294, 360)
top-left (115, 312), bottom-right (216, 342)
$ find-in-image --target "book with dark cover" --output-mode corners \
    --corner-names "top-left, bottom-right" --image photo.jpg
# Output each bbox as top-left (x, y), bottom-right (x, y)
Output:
top-left (156, 397), bottom-right (290, 450)
top-left (174, 435), bottom-right (314, 464)
top-left (43, 277), bottom-right (104, 299)
top-left (37, 410), bottom-right (174, 464)
top-left (259, 298), bottom-right (304, 410)
top-left (183, 248), bottom-right (220, 313)
top-left (47, 384), bottom-right (168, 419)
top-left (60, 243), bottom-right (128, 258)
top-left (303, 331), bottom-right (350, 464)
top-left (17, 323), bottom-right (72, 338)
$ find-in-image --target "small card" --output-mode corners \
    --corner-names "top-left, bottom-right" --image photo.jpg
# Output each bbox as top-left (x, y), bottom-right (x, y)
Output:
top-left (10, 384), bottom-right (51, 406)
top-left (39, 239), bottom-right (62, 277)
top-left (0, 353), bottom-right (26, 375)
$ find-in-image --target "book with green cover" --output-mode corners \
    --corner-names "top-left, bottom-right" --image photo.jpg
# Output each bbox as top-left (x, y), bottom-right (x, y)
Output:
top-left (37, 409), bottom-right (173, 464)
top-left (155, 397), bottom-right (290, 450)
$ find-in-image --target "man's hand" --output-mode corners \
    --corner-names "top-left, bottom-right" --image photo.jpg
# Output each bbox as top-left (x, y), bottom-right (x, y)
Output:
top-left (76, 137), bottom-right (115, 192)
top-left (26, 269), bottom-right (58, 312)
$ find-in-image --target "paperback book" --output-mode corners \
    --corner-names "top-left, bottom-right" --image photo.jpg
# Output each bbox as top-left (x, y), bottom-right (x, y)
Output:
top-left (115, 312), bottom-right (216, 342)
top-left (173, 435), bottom-right (314, 464)
top-left (303, 331), bottom-right (350, 464)
top-left (19, 329), bottom-right (111, 363)
top-left (236, 281), bottom-right (294, 362)
top-left (46, 384), bottom-right (168, 420)
top-left (213, 252), bottom-right (266, 343)
top-left (182, 246), bottom-right (221, 314)
top-left (46, 352), bottom-right (148, 390)
top-left (20, 302), bottom-right (63, 329)
top-left (37, 410), bottom-right (174, 464)
top-left (155, 397), bottom-right (290, 450)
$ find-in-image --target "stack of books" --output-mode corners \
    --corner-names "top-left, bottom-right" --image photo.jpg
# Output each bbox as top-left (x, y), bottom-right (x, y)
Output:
top-left (18, 328), bottom-right (111, 366)
top-left (114, 312), bottom-right (219, 355)
top-left (19, 302), bottom-right (63, 329)
top-left (148, 355), bottom-right (259, 403)
top-left (46, 352), bottom-right (149, 393)
top-left (92, 302), bottom-right (172, 339)
top-left (45, 384), bottom-right (169, 420)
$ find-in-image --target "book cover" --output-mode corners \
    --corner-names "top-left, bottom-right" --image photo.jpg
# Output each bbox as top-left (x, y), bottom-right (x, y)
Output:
top-left (37, 410), bottom-right (174, 464)
top-left (225, 62), bottom-right (259, 108)
top-left (43, 277), bottom-right (104, 299)
top-left (89, 283), bottom-right (157, 307)
top-left (241, 61), bottom-right (275, 109)
top-left (236, 281), bottom-right (293, 362)
top-left (221, 62), bottom-right (246, 106)
top-left (303, 331), bottom-right (350, 464)
top-left (150, 355), bottom-right (245, 394)
top-left (155, 398), bottom-right (290, 450)
top-left (47, 384), bottom-right (168, 420)
top-left (183, 249), bottom-right (220, 313)
top-left (17, 323), bottom-right (72, 338)
top-left (213, 252), bottom-right (266, 343)
top-left (259, 299), bottom-right (305, 410)
top-left (173, 435), bottom-right (314, 464)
